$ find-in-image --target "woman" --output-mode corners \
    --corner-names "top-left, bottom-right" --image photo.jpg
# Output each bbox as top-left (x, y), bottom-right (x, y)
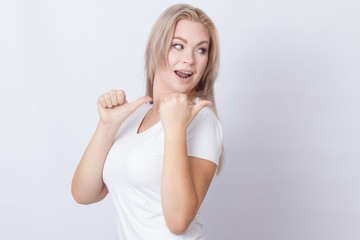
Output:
top-left (72, 3), bottom-right (224, 239)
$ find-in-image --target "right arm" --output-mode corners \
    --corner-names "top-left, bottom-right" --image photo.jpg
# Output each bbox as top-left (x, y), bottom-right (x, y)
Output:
top-left (71, 121), bottom-right (119, 204)
top-left (71, 89), bottom-right (152, 204)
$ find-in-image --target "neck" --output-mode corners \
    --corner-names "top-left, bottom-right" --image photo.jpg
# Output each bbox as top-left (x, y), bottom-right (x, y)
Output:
top-left (151, 88), bottom-right (194, 112)
top-left (150, 72), bottom-right (195, 112)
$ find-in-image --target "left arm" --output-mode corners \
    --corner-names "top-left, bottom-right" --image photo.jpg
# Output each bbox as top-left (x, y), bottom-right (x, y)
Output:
top-left (160, 94), bottom-right (217, 234)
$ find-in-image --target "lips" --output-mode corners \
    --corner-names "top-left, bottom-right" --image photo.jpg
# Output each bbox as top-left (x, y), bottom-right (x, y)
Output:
top-left (175, 70), bottom-right (193, 79)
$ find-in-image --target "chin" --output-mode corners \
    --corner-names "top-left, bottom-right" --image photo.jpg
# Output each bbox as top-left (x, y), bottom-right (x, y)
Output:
top-left (171, 78), bottom-right (199, 94)
top-left (171, 84), bottom-right (197, 95)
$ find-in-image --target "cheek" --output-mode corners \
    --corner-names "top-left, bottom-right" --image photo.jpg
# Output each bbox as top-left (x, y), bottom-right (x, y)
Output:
top-left (197, 56), bottom-right (208, 74)
top-left (168, 50), bottom-right (179, 66)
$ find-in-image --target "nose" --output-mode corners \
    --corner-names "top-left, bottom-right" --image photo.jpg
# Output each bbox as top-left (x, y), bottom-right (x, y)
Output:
top-left (182, 49), bottom-right (194, 65)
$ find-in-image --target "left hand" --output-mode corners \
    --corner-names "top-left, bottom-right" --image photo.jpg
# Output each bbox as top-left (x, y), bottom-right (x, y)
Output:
top-left (159, 94), bottom-right (212, 133)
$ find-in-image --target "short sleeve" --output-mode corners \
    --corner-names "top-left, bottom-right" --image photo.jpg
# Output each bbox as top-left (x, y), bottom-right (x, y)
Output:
top-left (186, 107), bottom-right (223, 166)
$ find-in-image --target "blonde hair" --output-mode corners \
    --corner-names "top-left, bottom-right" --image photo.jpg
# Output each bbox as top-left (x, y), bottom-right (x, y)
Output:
top-left (145, 4), bottom-right (224, 175)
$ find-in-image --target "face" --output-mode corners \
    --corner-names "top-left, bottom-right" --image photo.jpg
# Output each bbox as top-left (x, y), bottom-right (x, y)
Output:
top-left (154, 19), bottom-right (210, 97)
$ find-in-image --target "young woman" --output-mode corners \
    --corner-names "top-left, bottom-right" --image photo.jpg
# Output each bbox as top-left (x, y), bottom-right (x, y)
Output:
top-left (72, 3), bottom-right (224, 239)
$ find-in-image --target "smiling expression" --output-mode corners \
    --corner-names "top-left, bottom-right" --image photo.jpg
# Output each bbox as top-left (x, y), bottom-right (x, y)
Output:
top-left (153, 19), bottom-right (210, 96)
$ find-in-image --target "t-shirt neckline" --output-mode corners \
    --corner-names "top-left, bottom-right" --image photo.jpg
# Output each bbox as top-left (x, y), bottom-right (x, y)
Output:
top-left (136, 104), bottom-right (161, 135)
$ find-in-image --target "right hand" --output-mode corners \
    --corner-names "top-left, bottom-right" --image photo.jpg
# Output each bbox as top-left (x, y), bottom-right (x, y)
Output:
top-left (97, 89), bottom-right (152, 126)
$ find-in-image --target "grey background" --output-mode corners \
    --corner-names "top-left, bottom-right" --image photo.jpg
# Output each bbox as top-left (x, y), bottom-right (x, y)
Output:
top-left (0, 0), bottom-right (359, 239)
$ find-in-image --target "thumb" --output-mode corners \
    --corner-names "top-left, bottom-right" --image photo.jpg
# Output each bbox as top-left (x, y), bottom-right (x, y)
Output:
top-left (190, 100), bottom-right (212, 120)
top-left (129, 96), bottom-right (152, 112)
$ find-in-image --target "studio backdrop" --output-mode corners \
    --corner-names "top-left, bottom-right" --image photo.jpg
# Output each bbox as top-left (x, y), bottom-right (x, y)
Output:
top-left (0, 0), bottom-right (359, 239)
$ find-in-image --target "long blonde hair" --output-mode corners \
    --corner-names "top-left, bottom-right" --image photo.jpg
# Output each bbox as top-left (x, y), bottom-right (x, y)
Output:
top-left (145, 4), bottom-right (224, 175)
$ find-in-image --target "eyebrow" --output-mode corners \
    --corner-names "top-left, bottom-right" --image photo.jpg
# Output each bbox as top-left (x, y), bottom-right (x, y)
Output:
top-left (173, 36), bottom-right (209, 46)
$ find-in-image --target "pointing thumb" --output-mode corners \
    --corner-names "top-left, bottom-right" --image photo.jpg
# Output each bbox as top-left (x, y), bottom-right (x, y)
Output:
top-left (190, 100), bottom-right (212, 120)
top-left (129, 96), bottom-right (152, 112)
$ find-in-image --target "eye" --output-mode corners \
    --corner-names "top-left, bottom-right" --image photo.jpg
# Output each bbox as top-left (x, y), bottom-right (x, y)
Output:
top-left (172, 44), bottom-right (183, 50)
top-left (196, 48), bottom-right (207, 54)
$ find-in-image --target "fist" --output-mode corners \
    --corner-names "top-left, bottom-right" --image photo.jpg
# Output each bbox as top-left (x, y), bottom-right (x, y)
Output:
top-left (97, 89), bottom-right (152, 126)
top-left (159, 94), bottom-right (211, 133)
top-left (98, 89), bottom-right (128, 109)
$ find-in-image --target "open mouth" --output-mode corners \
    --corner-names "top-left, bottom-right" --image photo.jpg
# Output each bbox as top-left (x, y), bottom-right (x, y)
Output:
top-left (175, 70), bottom-right (193, 79)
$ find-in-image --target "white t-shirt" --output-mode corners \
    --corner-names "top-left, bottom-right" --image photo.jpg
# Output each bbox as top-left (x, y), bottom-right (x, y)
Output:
top-left (103, 102), bottom-right (223, 240)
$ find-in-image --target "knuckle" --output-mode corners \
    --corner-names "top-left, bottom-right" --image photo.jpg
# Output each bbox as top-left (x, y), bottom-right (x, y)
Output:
top-left (98, 97), bottom-right (105, 104)
top-left (179, 94), bottom-right (187, 100)
top-left (117, 91), bottom-right (124, 98)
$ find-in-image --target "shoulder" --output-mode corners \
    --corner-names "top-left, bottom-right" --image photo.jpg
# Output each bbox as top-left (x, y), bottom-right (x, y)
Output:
top-left (130, 102), bottom-right (151, 119)
top-left (189, 106), bottom-right (222, 131)
top-left (186, 106), bottom-right (223, 166)
top-left (187, 106), bottom-right (223, 142)
top-left (118, 102), bottom-right (151, 130)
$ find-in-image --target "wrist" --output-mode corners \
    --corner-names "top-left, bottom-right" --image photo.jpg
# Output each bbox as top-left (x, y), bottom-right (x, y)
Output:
top-left (97, 120), bottom-right (121, 133)
top-left (164, 127), bottom-right (187, 138)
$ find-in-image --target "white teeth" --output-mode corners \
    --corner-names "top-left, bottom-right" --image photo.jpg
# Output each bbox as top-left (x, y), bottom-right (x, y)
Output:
top-left (180, 71), bottom-right (192, 74)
